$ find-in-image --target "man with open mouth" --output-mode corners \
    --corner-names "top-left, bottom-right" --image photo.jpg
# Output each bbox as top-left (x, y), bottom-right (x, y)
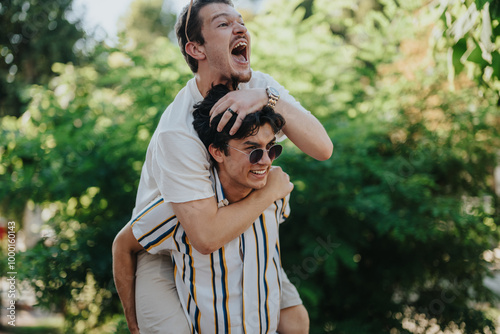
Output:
top-left (113, 1), bottom-right (333, 333)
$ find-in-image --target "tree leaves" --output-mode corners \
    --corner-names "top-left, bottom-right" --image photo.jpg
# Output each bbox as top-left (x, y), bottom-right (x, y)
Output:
top-left (1, 0), bottom-right (499, 332)
top-left (439, 0), bottom-right (500, 101)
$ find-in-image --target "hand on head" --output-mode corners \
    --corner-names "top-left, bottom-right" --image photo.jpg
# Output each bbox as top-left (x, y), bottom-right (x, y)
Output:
top-left (209, 88), bottom-right (269, 135)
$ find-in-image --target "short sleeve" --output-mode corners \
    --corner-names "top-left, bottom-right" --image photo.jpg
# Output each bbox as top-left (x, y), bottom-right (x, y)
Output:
top-left (247, 72), bottom-right (311, 142)
top-left (152, 129), bottom-right (215, 204)
top-left (279, 193), bottom-right (291, 224)
top-left (130, 198), bottom-right (178, 255)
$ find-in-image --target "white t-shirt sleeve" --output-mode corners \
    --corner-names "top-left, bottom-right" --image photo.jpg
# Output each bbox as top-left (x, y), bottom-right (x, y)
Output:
top-left (130, 198), bottom-right (178, 255)
top-left (152, 129), bottom-right (215, 204)
top-left (250, 71), bottom-right (310, 142)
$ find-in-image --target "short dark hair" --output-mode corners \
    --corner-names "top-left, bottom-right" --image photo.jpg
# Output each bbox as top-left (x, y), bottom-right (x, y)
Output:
top-left (193, 85), bottom-right (285, 163)
top-left (175, 0), bottom-right (234, 73)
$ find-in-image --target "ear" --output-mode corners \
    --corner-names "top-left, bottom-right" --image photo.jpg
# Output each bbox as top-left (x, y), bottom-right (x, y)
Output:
top-left (185, 41), bottom-right (206, 61)
top-left (208, 144), bottom-right (225, 163)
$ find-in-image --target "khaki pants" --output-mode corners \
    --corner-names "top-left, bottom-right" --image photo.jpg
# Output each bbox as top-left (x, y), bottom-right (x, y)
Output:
top-left (135, 251), bottom-right (302, 333)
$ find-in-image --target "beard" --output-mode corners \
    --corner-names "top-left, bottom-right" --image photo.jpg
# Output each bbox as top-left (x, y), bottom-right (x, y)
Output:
top-left (231, 75), bottom-right (239, 90)
top-left (230, 71), bottom-right (251, 90)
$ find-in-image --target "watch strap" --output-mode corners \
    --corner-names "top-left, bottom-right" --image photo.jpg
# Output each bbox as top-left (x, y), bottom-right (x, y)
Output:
top-left (266, 86), bottom-right (280, 109)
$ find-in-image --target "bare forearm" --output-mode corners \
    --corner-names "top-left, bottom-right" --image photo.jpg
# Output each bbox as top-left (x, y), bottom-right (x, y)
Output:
top-left (209, 87), bottom-right (333, 160)
top-left (275, 99), bottom-right (333, 161)
top-left (112, 228), bottom-right (141, 334)
top-left (174, 189), bottom-right (274, 254)
top-left (173, 166), bottom-right (293, 255)
top-left (113, 253), bottom-right (139, 332)
top-left (202, 190), bottom-right (278, 251)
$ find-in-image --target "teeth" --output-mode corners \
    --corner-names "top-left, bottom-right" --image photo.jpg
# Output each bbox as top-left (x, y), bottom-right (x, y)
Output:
top-left (233, 41), bottom-right (247, 50)
top-left (251, 170), bottom-right (266, 175)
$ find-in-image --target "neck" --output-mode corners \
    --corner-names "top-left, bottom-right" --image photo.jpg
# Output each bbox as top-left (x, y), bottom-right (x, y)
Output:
top-left (224, 187), bottom-right (252, 204)
top-left (195, 68), bottom-right (236, 97)
top-left (217, 169), bottom-right (252, 204)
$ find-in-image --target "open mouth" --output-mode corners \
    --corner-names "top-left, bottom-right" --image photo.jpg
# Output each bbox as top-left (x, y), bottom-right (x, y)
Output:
top-left (231, 40), bottom-right (248, 63)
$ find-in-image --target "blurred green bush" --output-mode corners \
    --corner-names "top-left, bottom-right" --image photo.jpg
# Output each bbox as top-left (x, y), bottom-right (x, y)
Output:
top-left (1, 0), bottom-right (499, 332)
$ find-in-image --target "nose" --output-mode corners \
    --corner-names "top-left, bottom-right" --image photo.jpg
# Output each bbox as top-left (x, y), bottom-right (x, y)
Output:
top-left (258, 149), bottom-right (273, 165)
top-left (234, 22), bottom-right (247, 35)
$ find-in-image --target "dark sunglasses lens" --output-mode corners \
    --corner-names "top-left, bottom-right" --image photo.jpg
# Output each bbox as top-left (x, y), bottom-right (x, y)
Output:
top-left (269, 145), bottom-right (282, 160)
top-left (249, 149), bottom-right (264, 164)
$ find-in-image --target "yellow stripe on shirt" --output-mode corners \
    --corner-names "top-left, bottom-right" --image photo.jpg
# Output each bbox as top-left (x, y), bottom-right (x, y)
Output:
top-left (261, 215), bottom-right (271, 333)
top-left (144, 227), bottom-right (176, 252)
top-left (130, 198), bottom-right (164, 227)
top-left (221, 246), bottom-right (231, 334)
top-left (138, 214), bottom-right (176, 242)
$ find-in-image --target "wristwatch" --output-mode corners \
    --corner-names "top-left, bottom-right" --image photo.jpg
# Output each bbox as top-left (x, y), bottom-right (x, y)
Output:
top-left (266, 86), bottom-right (280, 109)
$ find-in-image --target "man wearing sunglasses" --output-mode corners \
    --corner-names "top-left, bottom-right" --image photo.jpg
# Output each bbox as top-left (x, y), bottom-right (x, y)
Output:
top-left (113, 0), bottom-right (332, 333)
top-left (115, 85), bottom-right (293, 333)
top-left (227, 144), bottom-right (282, 164)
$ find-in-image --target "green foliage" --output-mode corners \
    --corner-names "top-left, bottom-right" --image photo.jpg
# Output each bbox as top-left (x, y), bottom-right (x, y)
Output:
top-left (117, 0), bottom-right (177, 46)
top-left (434, 0), bottom-right (500, 103)
top-left (0, 0), bottom-right (87, 117)
top-left (1, 38), bottom-right (192, 331)
top-left (279, 75), bottom-right (500, 332)
top-left (253, 0), bottom-right (500, 332)
top-left (1, 0), bottom-right (499, 332)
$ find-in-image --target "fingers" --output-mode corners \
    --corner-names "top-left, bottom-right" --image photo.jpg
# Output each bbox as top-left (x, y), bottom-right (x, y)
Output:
top-left (213, 106), bottom-right (248, 134)
top-left (217, 109), bottom-right (237, 132)
top-left (209, 95), bottom-right (231, 124)
top-left (209, 89), bottom-right (265, 133)
top-left (209, 95), bottom-right (238, 132)
top-left (229, 115), bottom-right (244, 135)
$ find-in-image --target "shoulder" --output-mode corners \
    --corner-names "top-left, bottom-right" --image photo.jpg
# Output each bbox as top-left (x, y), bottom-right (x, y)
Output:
top-left (242, 70), bottom-right (280, 89)
top-left (244, 71), bottom-right (293, 100)
top-left (164, 78), bottom-right (199, 116)
top-left (155, 78), bottom-right (201, 135)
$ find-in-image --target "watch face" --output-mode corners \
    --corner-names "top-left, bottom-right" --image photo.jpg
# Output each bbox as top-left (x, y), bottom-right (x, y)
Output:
top-left (268, 86), bottom-right (279, 97)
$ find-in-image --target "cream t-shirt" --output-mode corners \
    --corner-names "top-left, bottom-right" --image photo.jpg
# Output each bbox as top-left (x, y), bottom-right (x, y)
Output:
top-left (131, 70), bottom-right (308, 217)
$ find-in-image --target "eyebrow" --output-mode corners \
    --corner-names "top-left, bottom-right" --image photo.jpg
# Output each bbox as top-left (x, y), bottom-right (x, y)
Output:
top-left (211, 12), bottom-right (243, 23)
top-left (242, 137), bottom-right (277, 147)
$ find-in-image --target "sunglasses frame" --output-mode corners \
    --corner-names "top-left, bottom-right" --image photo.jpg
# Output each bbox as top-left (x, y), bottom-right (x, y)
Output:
top-left (226, 144), bottom-right (283, 164)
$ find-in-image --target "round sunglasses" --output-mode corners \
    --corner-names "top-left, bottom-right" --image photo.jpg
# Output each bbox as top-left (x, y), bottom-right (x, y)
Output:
top-left (226, 144), bottom-right (283, 164)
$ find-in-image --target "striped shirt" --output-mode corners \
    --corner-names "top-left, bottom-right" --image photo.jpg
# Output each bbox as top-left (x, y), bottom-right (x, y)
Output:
top-left (131, 169), bottom-right (290, 334)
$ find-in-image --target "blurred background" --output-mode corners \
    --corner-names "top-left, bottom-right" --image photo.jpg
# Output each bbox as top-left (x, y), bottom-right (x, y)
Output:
top-left (1, 0), bottom-right (500, 333)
